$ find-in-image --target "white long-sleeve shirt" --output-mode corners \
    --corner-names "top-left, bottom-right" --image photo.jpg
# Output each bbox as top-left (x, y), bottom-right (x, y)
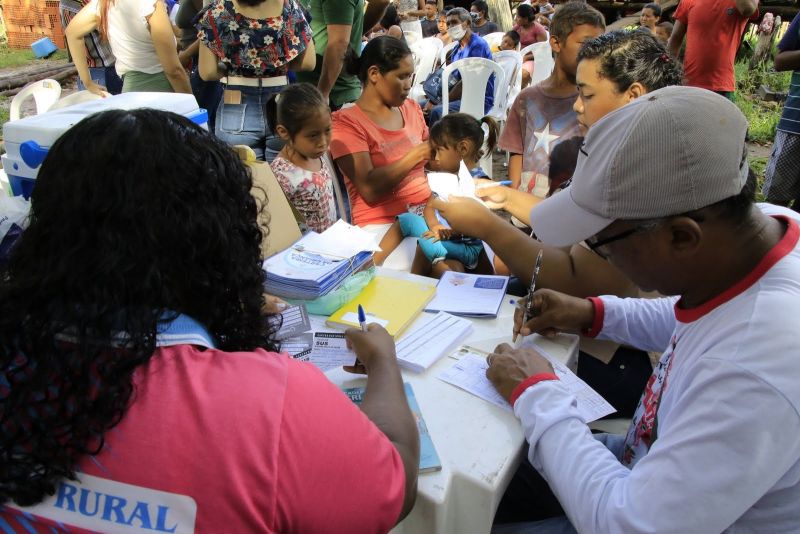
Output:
top-left (515, 205), bottom-right (800, 533)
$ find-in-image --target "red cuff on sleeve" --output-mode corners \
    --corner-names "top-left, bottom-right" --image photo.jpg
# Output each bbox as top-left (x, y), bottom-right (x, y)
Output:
top-left (510, 373), bottom-right (559, 406)
top-left (581, 297), bottom-right (605, 338)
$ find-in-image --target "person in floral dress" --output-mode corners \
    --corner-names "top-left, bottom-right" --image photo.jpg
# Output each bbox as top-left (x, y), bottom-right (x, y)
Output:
top-left (196, 0), bottom-right (316, 161)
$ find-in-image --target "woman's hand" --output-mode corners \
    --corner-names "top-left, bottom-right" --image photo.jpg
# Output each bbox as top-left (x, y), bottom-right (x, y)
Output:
top-left (435, 196), bottom-right (495, 240)
top-left (473, 178), bottom-right (509, 210)
top-left (343, 324), bottom-right (398, 375)
top-left (485, 343), bottom-right (555, 401)
top-left (262, 293), bottom-right (288, 314)
top-left (409, 141), bottom-right (432, 164)
top-left (422, 224), bottom-right (452, 242)
top-left (84, 81), bottom-right (110, 97)
top-left (513, 288), bottom-right (596, 340)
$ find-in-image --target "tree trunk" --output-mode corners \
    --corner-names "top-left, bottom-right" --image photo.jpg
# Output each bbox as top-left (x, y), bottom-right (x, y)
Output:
top-left (750, 13), bottom-right (781, 69)
top-left (487, 0), bottom-right (514, 32)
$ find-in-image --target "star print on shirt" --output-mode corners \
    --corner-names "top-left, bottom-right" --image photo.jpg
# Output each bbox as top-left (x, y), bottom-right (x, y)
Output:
top-left (533, 122), bottom-right (560, 155)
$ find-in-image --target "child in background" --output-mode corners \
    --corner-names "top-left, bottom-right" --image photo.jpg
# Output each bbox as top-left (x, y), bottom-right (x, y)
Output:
top-left (267, 83), bottom-right (338, 234)
top-left (499, 30), bottom-right (521, 51)
top-left (546, 135), bottom-right (583, 197)
top-left (436, 11), bottom-right (454, 45)
top-left (399, 113), bottom-right (500, 277)
top-left (655, 21), bottom-right (673, 43)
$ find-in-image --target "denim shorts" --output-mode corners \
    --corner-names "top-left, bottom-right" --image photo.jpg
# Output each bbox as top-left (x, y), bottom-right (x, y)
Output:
top-left (215, 83), bottom-right (286, 162)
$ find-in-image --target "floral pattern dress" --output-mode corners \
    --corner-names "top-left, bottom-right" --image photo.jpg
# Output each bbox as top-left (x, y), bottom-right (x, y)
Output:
top-left (196, 0), bottom-right (310, 77)
top-left (270, 156), bottom-right (338, 234)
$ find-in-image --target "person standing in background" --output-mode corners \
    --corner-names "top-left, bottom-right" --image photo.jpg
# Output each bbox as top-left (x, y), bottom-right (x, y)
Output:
top-left (175, 0), bottom-right (223, 131)
top-left (196, 0), bottom-right (316, 161)
top-left (398, 0), bottom-right (426, 39)
top-left (297, 0), bottom-right (390, 110)
top-left (668, 0), bottom-right (758, 99)
top-left (59, 0), bottom-right (123, 94)
top-left (421, 0), bottom-right (440, 37)
top-left (763, 11), bottom-right (800, 211)
top-left (65, 0), bottom-right (191, 94)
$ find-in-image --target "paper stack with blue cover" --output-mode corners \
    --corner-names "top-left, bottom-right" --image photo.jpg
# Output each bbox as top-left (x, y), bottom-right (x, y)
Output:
top-left (263, 220), bottom-right (380, 300)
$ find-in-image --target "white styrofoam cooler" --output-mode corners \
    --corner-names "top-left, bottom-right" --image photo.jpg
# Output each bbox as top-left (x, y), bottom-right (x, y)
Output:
top-left (1, 92), bottom-right (208, 198)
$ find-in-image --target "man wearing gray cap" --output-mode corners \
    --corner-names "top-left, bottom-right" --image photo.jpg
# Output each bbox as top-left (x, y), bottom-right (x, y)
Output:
top-left (486, 86), bottom-right (800, 533)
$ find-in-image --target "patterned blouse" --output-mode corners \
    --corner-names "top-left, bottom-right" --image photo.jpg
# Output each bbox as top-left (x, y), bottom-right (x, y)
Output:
top-left (270, 156), bottom-right (338, 234)
top-left (196, 0), bottom-right (311, 77)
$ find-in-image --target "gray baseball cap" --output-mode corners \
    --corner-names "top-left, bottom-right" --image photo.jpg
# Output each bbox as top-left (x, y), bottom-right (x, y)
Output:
top-left (530, 86), bottom-right (749, 247)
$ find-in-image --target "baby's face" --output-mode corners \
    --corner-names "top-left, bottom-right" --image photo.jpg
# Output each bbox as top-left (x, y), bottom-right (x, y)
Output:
top-left (500, 36), bottom-right (516, 50)
top-left (655, 26), bottom-right (670, 42)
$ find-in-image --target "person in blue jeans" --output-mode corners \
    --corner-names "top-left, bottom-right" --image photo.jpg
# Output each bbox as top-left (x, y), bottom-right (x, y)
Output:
top-left (59, 0), bottom-right (123, 95)
top-left (196, 0), bottom-right (316, 161)
top-left (427, 7), bottom-right (494, 125)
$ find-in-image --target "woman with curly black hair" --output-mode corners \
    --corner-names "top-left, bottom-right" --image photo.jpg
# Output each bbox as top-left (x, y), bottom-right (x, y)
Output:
top-left (0, 109), bottom-right (418, 532)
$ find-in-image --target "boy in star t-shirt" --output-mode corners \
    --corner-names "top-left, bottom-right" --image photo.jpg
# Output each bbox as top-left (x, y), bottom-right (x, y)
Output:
top-left (499, 2), bottom-right (605, 198)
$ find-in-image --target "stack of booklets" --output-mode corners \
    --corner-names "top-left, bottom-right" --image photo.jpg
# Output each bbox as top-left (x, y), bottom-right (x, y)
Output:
top-left (263, 221), bottom-right (379, 300)
top-left (343, 383), bottom-right (442, 473)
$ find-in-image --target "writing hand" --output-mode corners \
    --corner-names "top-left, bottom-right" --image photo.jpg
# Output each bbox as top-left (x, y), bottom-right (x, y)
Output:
top-left (343, 324), bottom-right (398, 375)
top-left (512, 289), bottom-right (595, 341)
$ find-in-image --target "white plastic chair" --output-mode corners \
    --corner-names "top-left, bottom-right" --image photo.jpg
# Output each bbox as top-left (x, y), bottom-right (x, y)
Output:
top-left (442, 57), bottom-right (507, 179)
top-left (404, 31), bottom-right (420, 46)
top-left (441, 57), bottom-right (506, 120)
top-left (410, 37), bottom-right (444, 102)
top-left (489, 50), bottom-right (523, 122)
top-left (9, 79), bottom-right (62, 121)
top-left (482, 31), bottom-right (505, 50)
top-left (520, 41), bottom-right (554, 86)
top-left (438, 41), bottom-right (458, 68)
top-left (49, 90), bottom-right (103, 110)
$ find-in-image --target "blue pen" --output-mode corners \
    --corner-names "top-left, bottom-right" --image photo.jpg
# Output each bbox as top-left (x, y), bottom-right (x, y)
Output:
top-left (357, 304), bottom-right (368, 332)
top-left (475, 180), bottom-right (512, 190)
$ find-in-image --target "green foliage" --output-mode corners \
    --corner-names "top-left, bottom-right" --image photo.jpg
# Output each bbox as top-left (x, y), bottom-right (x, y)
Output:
top-left (0, 46), bottom-right (68, 69)
top-left (735, 92), bottom-right (781, 144)
top-left (735, 60), bottom-right (792, 95)
top-left (0, 96), bottom-right (7, 139)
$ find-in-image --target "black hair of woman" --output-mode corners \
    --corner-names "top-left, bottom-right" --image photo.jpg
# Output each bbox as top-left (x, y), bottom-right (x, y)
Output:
top-left (577, 29), bottom-right (683, 93)
top-left (516, 3), bottom-right (536, 22)
top-left (429, 112), bottom-right (500, 162)
top-left (345, 35), bottom-right (413, 83)
top-left (0, 108), bottom-right (278, 506)
top-left (643, 2), bottom-right (662, 16)
top-left (266, 82), bottom-right (329, 136)
top-left (471, 0), bottom-right (489, 18)
top-left (381, 3), bottom-right (402, 29)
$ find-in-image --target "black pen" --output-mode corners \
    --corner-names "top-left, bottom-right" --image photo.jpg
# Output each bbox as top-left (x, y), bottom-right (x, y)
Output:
top-left (514, 250), bottom-right (543, 343)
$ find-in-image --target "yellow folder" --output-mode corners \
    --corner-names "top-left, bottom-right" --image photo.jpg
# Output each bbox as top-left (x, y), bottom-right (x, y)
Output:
top-left (327, 276), bottom-right (437, 337)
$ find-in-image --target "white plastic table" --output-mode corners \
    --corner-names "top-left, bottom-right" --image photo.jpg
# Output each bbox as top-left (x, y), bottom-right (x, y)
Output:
top-left (323, 269), bottom-right (579, 534)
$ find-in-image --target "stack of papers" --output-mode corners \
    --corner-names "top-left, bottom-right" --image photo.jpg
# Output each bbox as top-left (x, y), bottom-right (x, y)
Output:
top-left (395, 312), bottom-right (473, 372)
top-left (263, 221), bottom-right (379, 299)
top-left (425, 271), bottom-right (509, 318)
